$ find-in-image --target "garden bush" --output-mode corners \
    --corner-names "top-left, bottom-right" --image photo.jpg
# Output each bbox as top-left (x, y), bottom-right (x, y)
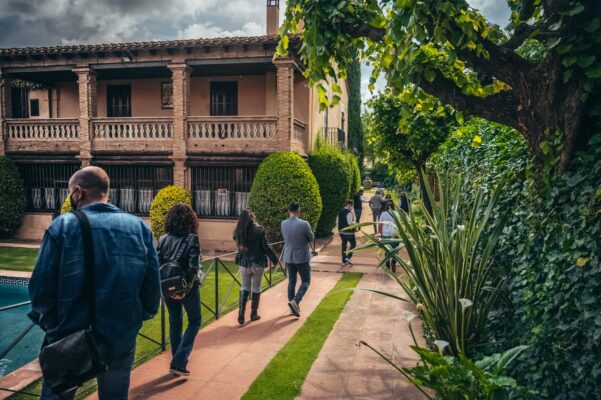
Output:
top-left (308, 145), bottom-right (352, 236)
top-left (248, 152), bottom-right (322, 242)
top-left (343, 152), bottom-right (361, 196)
top-left (0, 157), bottom-right (25, 238)
top-left (432, 119), bottom-right (601, 399)
top-left (149, 186), bottom-right (192, 239)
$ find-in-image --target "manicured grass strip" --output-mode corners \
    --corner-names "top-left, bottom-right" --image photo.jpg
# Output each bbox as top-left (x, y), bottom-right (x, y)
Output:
top-left (242, 272), bottom-right (363, 400)
top-left (0, 247), bottom-right (39, 272)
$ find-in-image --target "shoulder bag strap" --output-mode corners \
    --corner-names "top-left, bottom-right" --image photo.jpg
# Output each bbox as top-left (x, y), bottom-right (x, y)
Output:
top-left (71, 210), bottom-right (97, 330)
top-left (173, 234), bottom-right (193, 263)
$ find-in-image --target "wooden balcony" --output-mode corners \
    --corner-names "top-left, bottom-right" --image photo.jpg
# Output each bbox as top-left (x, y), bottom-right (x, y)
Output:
top-left (4, 119), bottom-right (80, 153)
top-left (92, 117), bottom-right (174, 153)
top-left (187, 116), bottom-right (278, 154)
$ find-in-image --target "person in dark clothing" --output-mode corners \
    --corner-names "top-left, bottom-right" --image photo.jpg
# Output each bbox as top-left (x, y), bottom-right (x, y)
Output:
top-left (234, 208), bottom-right (278, 325)
top-left (353, 189), bottom-right (367, 222)
top-left (337, 199), bottom-right (357, 266)
top-left (157, 204), bottom-right (202, 377)
top-left (398, 191), bottom-right (410, 213)
top-left (29, 166), bottom-right (160, 400)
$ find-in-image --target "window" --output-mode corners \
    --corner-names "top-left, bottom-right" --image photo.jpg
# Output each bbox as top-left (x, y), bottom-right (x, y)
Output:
top-left (191, 166), bottom-right (256, 218)
top-left (30, 99), bottom-right (40, 117)
top-left (107, 85), bottom-right (131, 117)
top-left (94, 165), bottom-right (173, 215)
top-left (11, 88), bottom-right (28, 118)
top-left (341, 111), bottom-right (345, 131)
top-left (210, 82), bottom-right (237, 116)
top-left (16, 163), bottom-right (80, 212)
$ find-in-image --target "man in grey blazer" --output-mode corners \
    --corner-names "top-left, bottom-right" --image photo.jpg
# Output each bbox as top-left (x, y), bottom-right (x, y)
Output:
top-left (281, 202), bottom-right (314, 317)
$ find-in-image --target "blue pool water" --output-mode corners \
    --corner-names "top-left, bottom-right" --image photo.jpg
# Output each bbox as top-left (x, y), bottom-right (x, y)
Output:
top-left (0, 281), bottom-right (44, 377)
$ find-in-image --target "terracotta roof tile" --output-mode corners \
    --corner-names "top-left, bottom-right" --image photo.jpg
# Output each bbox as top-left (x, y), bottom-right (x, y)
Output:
top-left (0, 34), bottom-right (290, 56)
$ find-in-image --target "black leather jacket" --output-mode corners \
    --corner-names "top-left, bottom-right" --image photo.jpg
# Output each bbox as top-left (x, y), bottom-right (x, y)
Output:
top-left (157, 233), bottom-right (202, 280)
top-left (234, 225), bottom-right (278, 267)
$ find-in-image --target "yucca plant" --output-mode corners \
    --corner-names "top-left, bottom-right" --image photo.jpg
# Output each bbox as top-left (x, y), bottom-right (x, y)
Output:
top-left (354, 171), bottom-right (506, 355)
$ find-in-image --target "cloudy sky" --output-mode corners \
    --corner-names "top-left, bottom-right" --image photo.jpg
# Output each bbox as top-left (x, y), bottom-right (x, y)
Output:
top-left (0, 0), bottom-right (510, 100)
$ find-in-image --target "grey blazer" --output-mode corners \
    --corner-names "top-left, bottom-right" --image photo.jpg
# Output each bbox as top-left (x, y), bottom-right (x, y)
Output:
top-left (281, 217), bottom-right (314, 264)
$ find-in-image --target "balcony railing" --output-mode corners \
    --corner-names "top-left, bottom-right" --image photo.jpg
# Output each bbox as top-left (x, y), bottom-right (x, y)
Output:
top-left (187, 116), bottom-right (277, 140)
top-left (323, 127), bottom-right (346, 148)
top-left (5, 119), bottom-right (79, 141)
top-left (92, 117), bottom-right (173, 140)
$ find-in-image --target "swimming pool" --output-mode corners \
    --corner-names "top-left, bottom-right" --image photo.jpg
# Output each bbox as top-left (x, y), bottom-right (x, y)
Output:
top-left (0, 278), bottom-right (44, 377)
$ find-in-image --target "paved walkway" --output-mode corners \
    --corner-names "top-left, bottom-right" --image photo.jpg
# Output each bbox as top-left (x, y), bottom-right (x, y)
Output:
top-left (87, 272), bottom-right (340, 400)
top-left (297, 274), bottom-right (426, 400)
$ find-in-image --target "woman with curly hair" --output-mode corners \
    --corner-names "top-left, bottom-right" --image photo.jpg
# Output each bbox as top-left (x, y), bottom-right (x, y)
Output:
top-left (233, 208), bottom-right (278, 325)
top-left (157, 203), bottom-right (202, 376)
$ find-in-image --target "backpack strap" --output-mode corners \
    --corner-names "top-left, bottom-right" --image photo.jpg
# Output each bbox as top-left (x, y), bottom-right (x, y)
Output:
top-left (172, 234), bottom-right (193, 263)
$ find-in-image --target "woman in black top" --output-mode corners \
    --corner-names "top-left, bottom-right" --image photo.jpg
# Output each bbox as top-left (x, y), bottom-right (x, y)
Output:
top-left (157, 204), bottom-right (202, 377)
top-left (234, 208), bottom-right (278, 325)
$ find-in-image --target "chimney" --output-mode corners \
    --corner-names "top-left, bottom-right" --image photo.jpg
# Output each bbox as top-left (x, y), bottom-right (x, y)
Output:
top-left (266, 0), bottom-right (279, 36)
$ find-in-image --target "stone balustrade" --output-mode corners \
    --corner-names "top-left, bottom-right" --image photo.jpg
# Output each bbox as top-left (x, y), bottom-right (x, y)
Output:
top-left (187, 116), bottom-right (277, 140)
top-left (92, 117), bottom-right (173, 140)
top-left (5, 119), bottom-right (80, 140)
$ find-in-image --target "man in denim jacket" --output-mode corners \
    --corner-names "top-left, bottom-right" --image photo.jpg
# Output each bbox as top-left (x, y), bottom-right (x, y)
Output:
top-left (29, 166), bottom-right (161, 400)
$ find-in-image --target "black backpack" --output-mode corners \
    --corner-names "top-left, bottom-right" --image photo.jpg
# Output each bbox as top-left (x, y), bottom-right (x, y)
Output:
top-left (159, 235), bottom-right (193, 298)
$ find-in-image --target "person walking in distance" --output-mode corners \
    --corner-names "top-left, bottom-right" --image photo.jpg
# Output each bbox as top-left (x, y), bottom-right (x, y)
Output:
top-left (281, 202), bottom-right (314, 318)
top-left (234, 208), bottom-right (278, 325)
top-left (29, 167), bottom-right (160, 400)
top-left (378, 202), bottom-right (399, 273)
top-left (369, 190), bottom-right (384, 233)
top-left (337, 200), bottom-right (357, 266)
top-left (157, 204), bottom-right (202, 377)
top-left (398, 191), bottom-right (410, 213)
top-left (353, 189), bottom-right (367, 222)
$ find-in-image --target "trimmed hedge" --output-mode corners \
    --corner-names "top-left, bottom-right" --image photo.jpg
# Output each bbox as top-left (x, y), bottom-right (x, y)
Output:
top-left (344, 152), bottom-right (361, 196)
top-left (248, 152), bottom-right (322, 242)
top-left (0, 157), bottom-right (25, 238)
top-left (149, 186), bottom-right (192, 239)
top-left (308, 145), bottom-right (352, 236)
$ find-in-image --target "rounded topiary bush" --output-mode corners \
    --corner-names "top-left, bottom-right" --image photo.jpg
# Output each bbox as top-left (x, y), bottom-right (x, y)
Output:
top-left (149, 186), bottom-right (192, 239)
top-left (308, 145), bottom-right (352, 236)
top-left (0, 157), bottom-right (26, 238)
top-left (249, 152), bottom-right (322, 242)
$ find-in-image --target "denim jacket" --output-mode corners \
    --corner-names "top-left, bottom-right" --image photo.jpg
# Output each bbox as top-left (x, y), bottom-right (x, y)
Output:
top-left (28, 203), bottom-right (161, 360)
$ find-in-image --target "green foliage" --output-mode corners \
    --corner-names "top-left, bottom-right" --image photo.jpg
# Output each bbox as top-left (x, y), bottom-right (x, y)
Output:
top-left (367, 162), bottom-right (396, 188)
top-left (432, 119), bottom-right (601, 398)
top-left (343, 152), bottom-right (361, 196)
top-left (249, 152), bottom-right (322, 242)
top-left (308, 145), bottom-right (352, 236)
top-left (0, 157), bottom-right (25, 238)
top-left (60, 196), bottom-right (73, 214)
top-left (357, 171), bottom-right (506, 355)
top-left (347, 49), bottom-right (364, 162)
top-left (149, 186), bottom-right (192, 239)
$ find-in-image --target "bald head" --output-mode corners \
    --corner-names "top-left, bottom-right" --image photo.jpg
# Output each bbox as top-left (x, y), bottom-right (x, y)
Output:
top-left (68, 166), bottom-right (110, 208)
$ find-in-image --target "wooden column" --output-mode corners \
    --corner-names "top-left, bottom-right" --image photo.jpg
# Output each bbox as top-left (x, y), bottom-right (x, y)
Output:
top-left (0, 72), bottom-right (10, 156)
top-left (73, 66), bottom-right (97, 167)
top-left (169, 63), bottom-right (189, 187)
top-left (274, 59), bottom-right (295, 150)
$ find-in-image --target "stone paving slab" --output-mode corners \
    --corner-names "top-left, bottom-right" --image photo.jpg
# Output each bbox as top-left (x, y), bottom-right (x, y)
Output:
top-left (296, 274), bottom-right (426, 400)
top-left (86, 271), bottom-right (340, 400)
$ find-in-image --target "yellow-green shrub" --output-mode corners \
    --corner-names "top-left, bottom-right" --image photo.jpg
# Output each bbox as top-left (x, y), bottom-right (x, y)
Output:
top-left (149, 186), bottom-right (192, 239)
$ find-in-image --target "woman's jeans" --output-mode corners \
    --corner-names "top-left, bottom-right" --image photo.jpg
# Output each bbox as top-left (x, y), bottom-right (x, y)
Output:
top-left (165, 283), bottom-right (202, 369)
top-left (239, 264), bottom-right (265, 294)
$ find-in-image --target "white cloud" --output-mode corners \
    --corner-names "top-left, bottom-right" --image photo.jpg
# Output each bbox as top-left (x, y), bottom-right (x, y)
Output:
top-left (177, 21), bottom-right (263, 39)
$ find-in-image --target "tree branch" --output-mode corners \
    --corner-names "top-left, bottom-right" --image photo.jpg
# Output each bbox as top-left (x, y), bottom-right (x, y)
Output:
top-left (341, 23), bottom-right (386, 41)
top-left (418, 73), bottom-right (519, 130)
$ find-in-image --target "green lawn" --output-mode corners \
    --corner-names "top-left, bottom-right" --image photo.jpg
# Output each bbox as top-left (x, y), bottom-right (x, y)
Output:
top-left (241, 272), bottom-right (363, 400)
top-left (0, 247), bottom-right (39, 271)
top-left (4, 249), bottom-right (285, 399)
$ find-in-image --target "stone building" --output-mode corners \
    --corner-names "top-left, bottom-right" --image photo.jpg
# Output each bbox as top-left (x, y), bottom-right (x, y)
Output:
top-left (0, 1), bottom-right (348, 250)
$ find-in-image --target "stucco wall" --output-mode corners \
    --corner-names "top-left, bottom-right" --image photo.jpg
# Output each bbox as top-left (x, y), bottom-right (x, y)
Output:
top-left (96, 78), bottom-right (173, 118)
top-left (27, 89), bottom-right (50, 118)
top-left (56, 81), bottom-right (79, 118)
top-left (189, 75), bottom-right (268, 116)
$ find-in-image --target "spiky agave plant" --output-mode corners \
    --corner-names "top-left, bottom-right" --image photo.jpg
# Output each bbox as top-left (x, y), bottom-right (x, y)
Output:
top-left (353, 171), bottom-right (506, 355)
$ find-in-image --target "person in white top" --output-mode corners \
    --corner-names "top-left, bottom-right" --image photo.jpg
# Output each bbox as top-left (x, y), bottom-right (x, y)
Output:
top-left (378, 202), bottom-right (399, 272)
top-left (336, 200), bottom-right (357, 266)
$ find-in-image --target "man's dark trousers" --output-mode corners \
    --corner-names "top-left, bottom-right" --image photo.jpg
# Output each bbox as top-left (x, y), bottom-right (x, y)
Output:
top-left (354, 208), bottom-right (362, 222)
top-left (340, 233), bottom-right (356, 263)
top-left (287, 262), bottom-right (311, 304)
